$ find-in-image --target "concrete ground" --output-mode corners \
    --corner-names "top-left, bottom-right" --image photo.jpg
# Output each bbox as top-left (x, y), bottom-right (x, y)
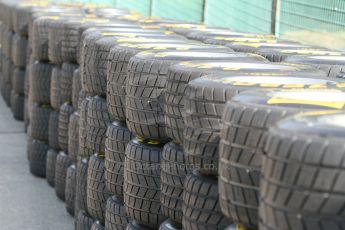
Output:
top-left (0, 96), bottom-right (74, 230)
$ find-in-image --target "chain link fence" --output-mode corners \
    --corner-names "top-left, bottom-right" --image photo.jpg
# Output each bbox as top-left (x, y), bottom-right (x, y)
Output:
top-left (58, 0), bottom-right (345, 44)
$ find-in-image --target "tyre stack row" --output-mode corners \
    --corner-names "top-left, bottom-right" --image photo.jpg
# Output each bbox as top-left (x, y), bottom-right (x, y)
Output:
top-left (2, 2), bottom-right (345, 230)
top-left (78, 21), bottom-right (201, 230)
top-left (74, 10), bottom-right (186, 230)
top-left (80, 21), bottom-right (345, 230)
top-left (173, 26), bottom-right (345, 230)
top-left (0, 2), bottom-right (27, 121)
top-left (27, 5), bottom-right (88, 183)
top-left (0, 2), bottom-right (13, 108)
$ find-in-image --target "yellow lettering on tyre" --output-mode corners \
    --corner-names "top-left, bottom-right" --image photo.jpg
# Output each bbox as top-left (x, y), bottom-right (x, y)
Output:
top-left (267, 97), bottom-right (345, 109)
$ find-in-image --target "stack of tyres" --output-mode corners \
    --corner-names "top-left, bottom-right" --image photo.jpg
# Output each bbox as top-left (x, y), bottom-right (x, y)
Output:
top-left (119, 44), bottom-right (249, 229)
top-left (260, 111), bottom-right (345, 230)
top-left (48, 10), bottom-right (139, 227)
top-left (10, 33), bottom-right (26, 120)
top-left (95, 29), bottom-right (192, 229)
top-left (219, 85), bottom-right (345, 229)
top-left (99, 29), bottom-right (189, 230)
top-left (3, 2), bottom-right (345, 230)
top-left (26, 5), bottom-right (84, 183)
top-left (0, 8), bottom-right (22, 114)
top-left (27, 54), bottom-right (53, 178)
top-left (41, 13), bottom-right (81, 208)
top-left (75, 12), bottom-right (154, 230)
top-left (50, 9), bottom-right (135, 224)
top-left (79, 22), bottom-right (189, 230)
top-left (167, 60), bottom-right (327, 229)
top-left (0, 18), bottom-right (13, 107)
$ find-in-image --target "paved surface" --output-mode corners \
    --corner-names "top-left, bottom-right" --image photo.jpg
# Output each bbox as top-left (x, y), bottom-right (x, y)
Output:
top-left (0, 97), bottom-right (74, 230)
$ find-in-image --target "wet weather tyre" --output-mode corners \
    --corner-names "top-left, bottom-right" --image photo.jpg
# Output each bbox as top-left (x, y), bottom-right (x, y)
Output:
top-left (46, 148), bottom-right (58, 187)
top-left (91, 221), bottom-right (105, 230)
top-left (182, 170), bottom-right (231, 230)
top-left (76, 210), bottom-right (94, 230)
top-left (124, 139), bottom-right (165, 228)
top-left (60, 62), bottom-right (79, 103)
top-left (58, 103), bottom-right (74, 151)
top-left (163, 53), bottom-right (264, 144)
top-left (65, 164), bottom-right (77, 216)
top-left (2, 57), bottom-right (13, 85)
top-left (79, 97), bottom-right (93, 159)
top-left (50, 66), bottom-right (63, 110)
top-left (87, 154), bottom-right (111, 223)
top-left (12, 67), bottom-right (25, 94)
top-left (29, 61), bottom-right (53, 104)
top-left (11, 34), bottom-right (27, 68)
top-left (30, 104), bottom-right (52, 142)
top-left (10, 91), bottom-right (24, 120)
top-left (2, 83), bottom-right (11, 107)
top-left (2, 27), bottom-right (13, 58)
top-left (259, 113), bottom-right (345, 230)
top-left (159, 219), bottom-right (182, 230)
top-left (48, 110), bottom-right (60, 149)
top-left (24, 99), bottom-right (29, 132)
top-left (182, 64), bottom-right (325, 176)
top-left (126, 221), bottom-right (156, 230)
top-left (28, 139), bottom-right (50, 178)
top-left (72, 68), bottom-right (81, 108)
top-left (105, 195), bottom-right (131, 230)
top-left (55, 152), bottom-right (72, 201)
top-left (68, 112), bottom-right (80, 162)
top-left (48, 19), bottom-right (70, 64)
top-left (105, 121), bottom-right (134, 197)
top-left (86, 96), bottom-right (112, 154)
top-left (160, 142), bottom-right (190, 224)
top-left (32, 17), bottom-right (55, 61)
top-left (82, 37), bottom-right (120, 96)
top-left (75, 159), bottom-right (89, 216)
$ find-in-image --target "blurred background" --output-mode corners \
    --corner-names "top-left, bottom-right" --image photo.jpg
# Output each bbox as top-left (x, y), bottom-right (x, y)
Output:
top-left (57, 0), bottom-right (345, 50)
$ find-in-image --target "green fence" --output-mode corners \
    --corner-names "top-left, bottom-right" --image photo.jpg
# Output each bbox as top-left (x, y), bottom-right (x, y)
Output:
top-left (151, 0), bottom-right (204, 22)
top-left (204, 0), bottom-right (273, 34)
top-left (115, 0), bottom-right (151, 16)
top-left (276, 0), bottom-right (345, 36)
top-left (57, 0), bottom-right (345, 38)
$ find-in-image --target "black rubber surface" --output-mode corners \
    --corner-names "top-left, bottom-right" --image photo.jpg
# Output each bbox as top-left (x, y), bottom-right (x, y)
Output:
top-left (124, 139), bottom-right (165, 228)
top-left (58, 103), bottom-right (74, 151)
top-left (182, 170), bottom-right (231, 230)
top-left (260, 112), bottom-right (345, 230)
top-left (68, 112), bottom-right (80, 163)
top-left (76, 210), bottom-right (94, 230)
top-left (46, 148), bottom-right (58, 187)
top-left (11, 33), bottom-right (27, 68)
top-left (105, 121), bottom-right (134, 197)
top-left (160, 142), bottom-right (190, 224)
top-left (75, 158), bottom-right (89, 218)
top-left (87, 154), bottom-right (111, 223)
top-left (55, 152), bottom-right (72, 201)
top-left (30, 104), bottom-right (52, 142)
top-left (48, 110), bottom-right (60, 150)
top-left (105, 196), bottom-right (131, 230)
top-left (28, 139), bottom-right (50, 178)
top-left (86, 96), bottom-right (112, 154)
top-left (65, 164), bottom-right (76, 216)
top-left (29, 61), bottom-right (53, 104)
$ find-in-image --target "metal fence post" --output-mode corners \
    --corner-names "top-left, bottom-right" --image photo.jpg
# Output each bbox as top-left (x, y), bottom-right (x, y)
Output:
top-left (271, 0), bottom-right (278, 35)
top-left (149, 0), bottom-right (153, 16)
top-left (201, 0), bottom-right (206, 23)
